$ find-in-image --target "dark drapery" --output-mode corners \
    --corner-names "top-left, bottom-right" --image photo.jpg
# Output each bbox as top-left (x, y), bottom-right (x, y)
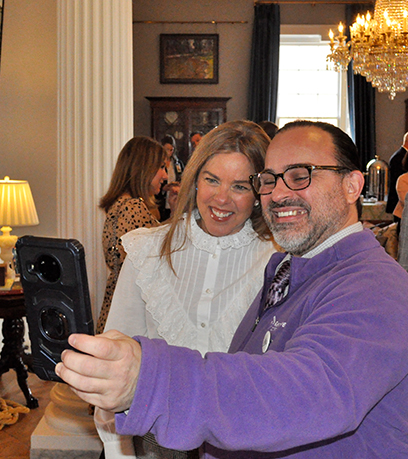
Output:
top-left (346, 3), bottom-right (376, 171)
top-left (248, 3), bottom-right (280, 123)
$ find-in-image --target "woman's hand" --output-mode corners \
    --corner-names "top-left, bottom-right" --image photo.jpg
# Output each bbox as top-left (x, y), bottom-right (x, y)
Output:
top-left (163, 181), bottom-right (181, 216)
top-left (55, 330), bottom-right (142, 413)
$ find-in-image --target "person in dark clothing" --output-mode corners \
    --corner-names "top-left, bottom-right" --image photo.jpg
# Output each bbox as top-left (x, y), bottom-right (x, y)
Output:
top-left (386, 132), bottom-right (408, 217)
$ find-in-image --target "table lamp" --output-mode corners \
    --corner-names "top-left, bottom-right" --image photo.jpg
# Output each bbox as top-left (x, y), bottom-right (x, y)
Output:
top-left (0, 176), bottom-right (39, 286)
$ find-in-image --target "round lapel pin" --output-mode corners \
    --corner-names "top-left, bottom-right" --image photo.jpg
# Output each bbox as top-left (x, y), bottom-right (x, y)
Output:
top-left (262, 330), bottom-right (271, 353)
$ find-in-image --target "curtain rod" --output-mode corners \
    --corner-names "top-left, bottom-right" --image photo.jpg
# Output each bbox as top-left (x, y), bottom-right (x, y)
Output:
top-left (133, 20), bottom-right (248, 24)
top-left (255, 1), bottom-right (372, 3)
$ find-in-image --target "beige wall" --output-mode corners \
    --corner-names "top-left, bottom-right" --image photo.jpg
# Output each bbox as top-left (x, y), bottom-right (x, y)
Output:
top-left (132, 0), bottom-right (254, 136)
top-left (0, 0), bottom-right (406, 233)
top-left (0, 0), bottom-right (57, 239)
top-left (0, 0), bottom-right (405, 351)
top-left (133, 0), bottom-right (407, 162)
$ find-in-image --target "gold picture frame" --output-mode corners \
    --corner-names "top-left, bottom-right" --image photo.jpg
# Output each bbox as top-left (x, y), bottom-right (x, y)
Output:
top-left (160, 34), bottom-right (219, 84)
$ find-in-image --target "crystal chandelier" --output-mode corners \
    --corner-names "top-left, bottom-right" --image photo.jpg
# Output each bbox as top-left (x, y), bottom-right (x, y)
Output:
top-left (327, 0), bottom-right (408, 100)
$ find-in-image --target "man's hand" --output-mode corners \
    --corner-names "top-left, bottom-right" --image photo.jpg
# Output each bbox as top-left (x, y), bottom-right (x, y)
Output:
top-left (55, 330), bottom-right (141, 413)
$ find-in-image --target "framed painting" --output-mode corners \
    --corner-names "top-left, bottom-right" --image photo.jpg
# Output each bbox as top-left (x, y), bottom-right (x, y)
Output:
top-left (160, 34), bottom-right (219, 84)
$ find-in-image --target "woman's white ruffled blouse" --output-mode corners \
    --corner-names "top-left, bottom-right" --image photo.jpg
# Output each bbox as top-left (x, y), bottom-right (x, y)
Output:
top-left (105, 214), bottom-right (276, 355)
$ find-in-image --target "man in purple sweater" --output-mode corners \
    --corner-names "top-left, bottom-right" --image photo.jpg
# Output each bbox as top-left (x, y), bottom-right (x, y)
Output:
top-left (57, 121), bottom-right (408, 458)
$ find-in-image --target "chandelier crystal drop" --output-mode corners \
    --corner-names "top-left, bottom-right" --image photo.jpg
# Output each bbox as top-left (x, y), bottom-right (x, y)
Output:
top-left (327, 0), bottom-right (408, 100)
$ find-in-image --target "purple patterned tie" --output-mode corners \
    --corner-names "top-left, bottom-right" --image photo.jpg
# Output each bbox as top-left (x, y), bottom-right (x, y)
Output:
top-left (263, 259), bottom-right (291, 311)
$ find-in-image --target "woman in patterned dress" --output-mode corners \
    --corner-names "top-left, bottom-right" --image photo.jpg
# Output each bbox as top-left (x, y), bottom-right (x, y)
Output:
top-left (96, 136), bottom-right (168, 334)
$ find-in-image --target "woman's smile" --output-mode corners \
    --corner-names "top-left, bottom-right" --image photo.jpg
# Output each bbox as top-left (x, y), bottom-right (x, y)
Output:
top-left (210, 207), bottom-right (234, 220)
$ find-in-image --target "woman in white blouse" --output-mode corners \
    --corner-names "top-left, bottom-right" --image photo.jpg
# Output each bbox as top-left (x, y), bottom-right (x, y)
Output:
top-left (95, 120), bottom-right (278, 458)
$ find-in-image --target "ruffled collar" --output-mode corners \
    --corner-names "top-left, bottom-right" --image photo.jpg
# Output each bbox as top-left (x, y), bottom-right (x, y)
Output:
top-left (188, 209), bottom-right (258, 253)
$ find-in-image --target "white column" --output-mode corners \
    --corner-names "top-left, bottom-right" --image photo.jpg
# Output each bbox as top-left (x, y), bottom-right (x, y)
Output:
top-left (58, 0), bottom-right (134, 320)
top-left (31, 1), bottom-right (134, 457)
top-left (31, 384), bottom-right (104, 458)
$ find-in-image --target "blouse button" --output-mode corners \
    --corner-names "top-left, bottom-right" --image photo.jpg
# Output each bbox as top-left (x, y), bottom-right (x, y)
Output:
top-left (205, 288), bottom-right (212, 294)
top-left (212, 253), bottom-right (217, 259)
top-left (201, 323), bottom-right (206, 328)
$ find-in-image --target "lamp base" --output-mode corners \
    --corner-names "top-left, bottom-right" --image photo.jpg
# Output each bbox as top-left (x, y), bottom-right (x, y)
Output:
top-left (0, 226), bottom-right (18, 286)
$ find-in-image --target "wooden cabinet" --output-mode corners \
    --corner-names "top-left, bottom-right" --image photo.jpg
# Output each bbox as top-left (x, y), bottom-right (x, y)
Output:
top-left (146, 97), bottom-right (230, 165)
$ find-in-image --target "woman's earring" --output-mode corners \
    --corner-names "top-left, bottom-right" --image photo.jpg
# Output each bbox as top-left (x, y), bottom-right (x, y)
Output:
top-left (254, 200), bottom-right (260, 207)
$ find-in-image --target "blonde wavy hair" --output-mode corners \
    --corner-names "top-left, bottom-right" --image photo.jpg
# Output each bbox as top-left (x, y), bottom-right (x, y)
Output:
top-left (160, 120), bottom-right (272, 270)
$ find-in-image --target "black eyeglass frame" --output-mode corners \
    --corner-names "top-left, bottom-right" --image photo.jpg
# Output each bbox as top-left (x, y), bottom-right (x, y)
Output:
top-left (250, 165), bottom-right (351, 195)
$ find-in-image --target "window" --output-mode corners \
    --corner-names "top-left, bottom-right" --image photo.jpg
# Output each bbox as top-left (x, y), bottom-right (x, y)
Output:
top-left (276, 28), bottom-right (349, 133)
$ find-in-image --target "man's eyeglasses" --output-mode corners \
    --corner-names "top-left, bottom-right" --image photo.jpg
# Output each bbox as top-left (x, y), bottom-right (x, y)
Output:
top-left (250, 165), bottom-right (351, 195)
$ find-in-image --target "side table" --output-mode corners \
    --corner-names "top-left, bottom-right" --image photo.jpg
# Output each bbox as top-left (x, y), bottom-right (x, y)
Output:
top-left (361, 200), bottom-right (393, 224)
top-left (0, 291), bottom-right (39, 408)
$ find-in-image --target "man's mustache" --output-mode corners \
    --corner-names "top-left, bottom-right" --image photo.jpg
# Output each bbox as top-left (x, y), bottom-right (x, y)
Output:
top-left (266, 198), bottom-right (311, 213)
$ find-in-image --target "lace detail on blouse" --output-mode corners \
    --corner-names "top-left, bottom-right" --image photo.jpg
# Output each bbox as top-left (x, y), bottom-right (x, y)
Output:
top-left (187, 209), bottom-right (259, 253)
top-left (122, 214), bottom-right (275, 353)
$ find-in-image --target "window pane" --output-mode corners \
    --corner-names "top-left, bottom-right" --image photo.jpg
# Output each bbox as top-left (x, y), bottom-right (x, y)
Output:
top-left (277, 35), bottom-right (347, 131)
top-left (278, 117), bottom-right (339, 127)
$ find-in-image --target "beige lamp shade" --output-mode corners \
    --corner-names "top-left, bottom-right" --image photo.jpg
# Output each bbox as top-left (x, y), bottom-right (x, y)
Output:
top-left (0, 176), bottom-right (39, 227)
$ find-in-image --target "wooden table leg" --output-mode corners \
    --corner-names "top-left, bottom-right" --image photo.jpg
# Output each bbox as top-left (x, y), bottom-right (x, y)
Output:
top-left (0, 317), bottom-right (39, 408)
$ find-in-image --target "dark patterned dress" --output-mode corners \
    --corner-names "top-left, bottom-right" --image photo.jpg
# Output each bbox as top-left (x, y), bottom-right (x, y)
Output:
top-left (96, 195), bottom-right (160, 334)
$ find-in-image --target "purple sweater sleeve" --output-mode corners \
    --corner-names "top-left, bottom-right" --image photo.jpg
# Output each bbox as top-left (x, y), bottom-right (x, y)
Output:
top-left (115, 305), bottom-right (408, 454)
top-left (116, 338), bottom-right (207, 449)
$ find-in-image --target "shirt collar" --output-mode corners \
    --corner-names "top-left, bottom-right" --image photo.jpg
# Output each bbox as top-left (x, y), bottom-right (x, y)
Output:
top-left (302, 222), bottom-right (363, 259)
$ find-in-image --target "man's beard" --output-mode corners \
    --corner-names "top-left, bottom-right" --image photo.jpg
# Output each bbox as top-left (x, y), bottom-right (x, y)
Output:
top-left (263, 196), bottom-right (345, 256)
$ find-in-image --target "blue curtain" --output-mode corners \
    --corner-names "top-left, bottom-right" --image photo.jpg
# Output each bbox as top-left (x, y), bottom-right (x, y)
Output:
top-left (346, 3), bottom-right (376, 171)
top-left (248, 3), bottom-right (280, 123)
